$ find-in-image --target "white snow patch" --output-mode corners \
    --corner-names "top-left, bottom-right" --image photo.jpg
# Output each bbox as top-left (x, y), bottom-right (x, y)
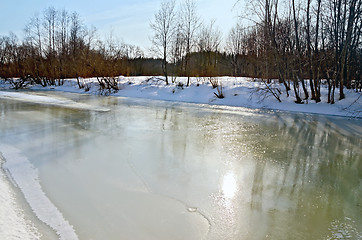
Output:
top-left (0, 144), bottom-right (78, 240)
top-left (0, 91), bottom-right (71, 104)
top-left (0, 91), bottom-right (110, 112)
top-left (0, 156), bottom-right (41, 240)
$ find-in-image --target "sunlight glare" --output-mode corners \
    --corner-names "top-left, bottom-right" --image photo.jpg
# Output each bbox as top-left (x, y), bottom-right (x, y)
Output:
top-left (222, 172), bottom-right (237, 199)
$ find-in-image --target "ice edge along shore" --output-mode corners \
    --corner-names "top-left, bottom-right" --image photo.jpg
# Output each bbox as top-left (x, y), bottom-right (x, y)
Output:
top-left (0, 144), bottom-right (79, 240)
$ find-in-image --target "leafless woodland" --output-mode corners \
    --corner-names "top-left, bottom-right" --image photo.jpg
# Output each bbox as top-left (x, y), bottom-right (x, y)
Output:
top-left (0, 0), bottom-right (361, 105)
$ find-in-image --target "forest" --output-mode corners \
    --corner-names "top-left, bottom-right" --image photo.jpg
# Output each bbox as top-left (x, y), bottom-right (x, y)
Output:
top-left (0, 0), bottom-right (361, 105)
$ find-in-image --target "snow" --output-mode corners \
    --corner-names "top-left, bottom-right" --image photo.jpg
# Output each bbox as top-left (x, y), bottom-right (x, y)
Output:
top-left (0, 91), bottom-right (110, 112)
top-left (0, 144), bottom-right (78, 240)
top-left (0, 91), bottom-right (70, 104)
top-left (0, 156), bottom-right (41, 240)
top-left (2, 76), bottom-right (357, 118)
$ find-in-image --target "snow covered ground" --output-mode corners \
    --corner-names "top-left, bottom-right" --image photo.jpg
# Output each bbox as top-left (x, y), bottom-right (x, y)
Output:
top-left (1, 76), bottom-right (358, 118)
top-left (0, 156), bottom-right (41, 240)
top-left (0, 91), bottom-right (110, 112)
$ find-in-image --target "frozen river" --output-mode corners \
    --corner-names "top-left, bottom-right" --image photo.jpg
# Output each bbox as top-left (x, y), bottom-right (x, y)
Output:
top-left (0, 90), bottom-right (361, 239)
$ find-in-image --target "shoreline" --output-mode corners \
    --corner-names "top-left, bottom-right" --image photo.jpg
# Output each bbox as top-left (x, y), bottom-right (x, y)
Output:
top-left (0, 155), bottom-right (41, 240)
top-left (1, 76), bottom-right (360, 118)
top-left (0, 144), bottom-right (79, 240)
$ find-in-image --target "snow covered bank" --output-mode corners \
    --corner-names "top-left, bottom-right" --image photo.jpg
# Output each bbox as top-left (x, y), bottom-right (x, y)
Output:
top-left (0, 144), bottom-right (78, 240)
top-left (15, 76), bottom-right (361, 118)
top-left (0, 91), bottom-right (110, 112)
top-left (0, 156), bottom-right (41, 240)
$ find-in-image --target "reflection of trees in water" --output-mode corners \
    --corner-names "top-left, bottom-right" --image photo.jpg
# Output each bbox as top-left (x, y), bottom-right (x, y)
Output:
top-left (183, 110), bottom-right (361, 238)
top-left (246, 114), bottom-right (362, 239)
top-left (3, 97), bottom-right (361, 238)
top-left (272, 115), bottom-right (360, 199)
top-left (58, 105), bottom-right (362, 238)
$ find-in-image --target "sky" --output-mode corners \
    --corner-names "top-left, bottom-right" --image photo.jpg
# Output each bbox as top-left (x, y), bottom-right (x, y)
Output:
top-left (0, 0), bottom-right (241, 53)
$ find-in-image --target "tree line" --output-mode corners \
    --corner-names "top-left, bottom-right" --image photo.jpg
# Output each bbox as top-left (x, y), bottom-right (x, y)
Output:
top-left (0, 0), bottom-right (361, 104)
top-left (0, 7), bottom-right (150, 87)
top-left (150, 0), bottom-right (361, 104)
top-left (237, 0), bottom-right (361, 104)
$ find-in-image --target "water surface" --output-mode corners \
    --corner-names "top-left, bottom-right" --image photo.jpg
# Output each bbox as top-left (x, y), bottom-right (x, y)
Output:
top-left (0, 90), bottom-right (361, 240)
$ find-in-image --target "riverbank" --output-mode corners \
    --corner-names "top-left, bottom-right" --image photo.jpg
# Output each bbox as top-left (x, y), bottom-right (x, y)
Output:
top-left (0, 157), bottom-right (41, 239)
top-left (2, 76), bottom-right (359, 118)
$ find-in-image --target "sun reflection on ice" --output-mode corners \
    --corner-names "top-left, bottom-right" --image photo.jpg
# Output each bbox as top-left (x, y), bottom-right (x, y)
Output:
top-left (216, 171), bottom-right (239, 226)
top-left (222, 172), bottom-right (237, 199)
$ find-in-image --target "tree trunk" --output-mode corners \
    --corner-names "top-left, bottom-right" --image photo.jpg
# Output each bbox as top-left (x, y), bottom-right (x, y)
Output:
top-left (306, 0), bottom-right (316, 101)
top-left (292, 0), bottom-right (309, 100)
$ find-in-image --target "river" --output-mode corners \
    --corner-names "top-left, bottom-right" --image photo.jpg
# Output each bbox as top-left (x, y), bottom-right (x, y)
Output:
top-left (0, 90), bottom-right (361, 240)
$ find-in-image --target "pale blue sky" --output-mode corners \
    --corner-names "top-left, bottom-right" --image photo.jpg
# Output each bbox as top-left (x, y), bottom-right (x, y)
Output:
top-left (0, 0), bottom-right (240, 51)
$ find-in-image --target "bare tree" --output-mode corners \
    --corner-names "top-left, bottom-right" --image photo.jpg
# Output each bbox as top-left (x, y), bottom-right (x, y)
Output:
top-left (69, 12), bottom-right (83, 56)
top-left (197, 19), bottom-right (221, 53)
top-left (150, 0), bottom-right (177, 85)
top-left (241, 0), bottom-right (293, 100)
top-left (197, 20), bottom-right (222, 76)
top-left (324, 0), bottom-right (362, 102)
top-left (0, 34), bottom-right (17, 78)
top-left (56, 9), bottom-right (70, 82)
top-left (292, 0), bottom-right (309, 101)
top-left (306, 0), bottom-right (322, 102)
top-left (24, 14), bottom-right (43, 57)
top-left (57, 10), bottom-right (70, 55)
top-left (24, 13), bottom-right (45, 82)
top-left (43, 7), bottom-right (57, 56)
top-left (226, 21), bottom-right (247, 76)
top-left (170, 23), bottom-right (186, 81)
top-left (179, 0), bottom-right (201, 86)
top-left (43, 7), bottom-right (58, 83)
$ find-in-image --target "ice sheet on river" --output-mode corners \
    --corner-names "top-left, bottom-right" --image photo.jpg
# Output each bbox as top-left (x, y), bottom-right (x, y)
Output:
top-left (0, 91), bottom-right (110, 112)
top-left (0, 143), bottom-right (210, 240)
top-left (0, 144), bottom-right (79, 240)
